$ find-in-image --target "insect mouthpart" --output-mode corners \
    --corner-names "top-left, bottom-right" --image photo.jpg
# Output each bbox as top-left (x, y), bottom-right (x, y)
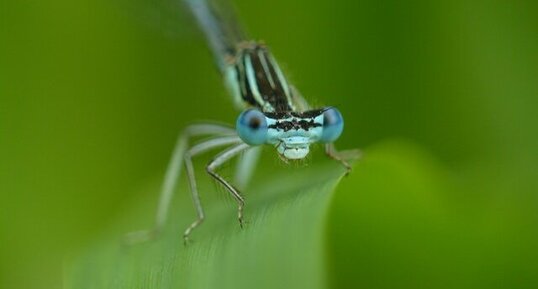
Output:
top-left (276, 137), bottom-right (311, 160)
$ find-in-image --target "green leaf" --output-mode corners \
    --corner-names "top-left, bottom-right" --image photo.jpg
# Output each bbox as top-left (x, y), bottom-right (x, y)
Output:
top-left (67, 141), bottom-right (538, 289)
top-left (66, 153), bottom-right (348, 289)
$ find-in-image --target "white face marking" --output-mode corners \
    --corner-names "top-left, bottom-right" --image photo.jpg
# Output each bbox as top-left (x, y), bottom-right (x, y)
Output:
top-left (282, 146), bottom-right (310, 159)
top-left (276, 137), bottom-right (311, 159)
top-left (266, 114), bottom-right (325, 160)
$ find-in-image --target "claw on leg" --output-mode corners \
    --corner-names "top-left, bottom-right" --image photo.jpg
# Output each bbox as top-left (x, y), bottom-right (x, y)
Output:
top-left (183, 218), bottom-right (204, 245)
top-left (238, 201), bottom-right (245, 229)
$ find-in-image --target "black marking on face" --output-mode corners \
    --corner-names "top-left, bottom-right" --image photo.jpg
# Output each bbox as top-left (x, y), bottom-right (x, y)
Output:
top-left (264, 108), bottom-right (326, 119)
top-left (268, 118), bottom-right (322, 132)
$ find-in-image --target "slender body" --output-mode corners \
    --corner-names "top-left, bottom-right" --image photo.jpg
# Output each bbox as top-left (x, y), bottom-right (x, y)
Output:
top-left (126, 0), bottom-right (354, 244)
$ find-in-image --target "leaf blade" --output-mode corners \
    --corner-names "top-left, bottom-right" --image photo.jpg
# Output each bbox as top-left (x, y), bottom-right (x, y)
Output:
top-left (67, 162), bottom-right (347, 289)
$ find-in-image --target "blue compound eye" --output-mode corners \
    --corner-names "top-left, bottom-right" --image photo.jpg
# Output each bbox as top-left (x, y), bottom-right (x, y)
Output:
top-left (236, 109), bottom-right (268, 145)
top-left (320, 107), bottom-right (344, 143)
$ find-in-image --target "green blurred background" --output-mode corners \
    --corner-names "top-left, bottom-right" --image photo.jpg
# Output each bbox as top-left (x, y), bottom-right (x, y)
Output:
top-left (1, 0), bottom-right (537, 288)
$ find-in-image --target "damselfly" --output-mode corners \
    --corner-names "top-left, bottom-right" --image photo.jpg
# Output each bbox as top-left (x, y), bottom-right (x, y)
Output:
top-left (126, 0), bottom-right (358, 244)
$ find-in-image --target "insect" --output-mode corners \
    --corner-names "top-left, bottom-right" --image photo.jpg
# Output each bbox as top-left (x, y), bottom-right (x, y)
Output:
top-left (126, 0), bottom-right (357, 244)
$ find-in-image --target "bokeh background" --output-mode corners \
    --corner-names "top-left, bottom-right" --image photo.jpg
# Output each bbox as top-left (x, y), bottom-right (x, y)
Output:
top-left (1, 0), bottom-right (537, 288)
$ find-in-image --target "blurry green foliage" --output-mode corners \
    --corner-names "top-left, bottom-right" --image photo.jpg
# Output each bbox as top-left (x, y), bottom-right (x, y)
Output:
top-left (329, 142), bottom-right (538, 289)
top-left (1, 0), bottom-right (537, 288)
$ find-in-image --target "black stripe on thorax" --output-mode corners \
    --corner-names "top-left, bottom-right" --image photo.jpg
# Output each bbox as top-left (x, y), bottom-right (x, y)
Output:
top-left (234, 42), bottom-right (292, 112)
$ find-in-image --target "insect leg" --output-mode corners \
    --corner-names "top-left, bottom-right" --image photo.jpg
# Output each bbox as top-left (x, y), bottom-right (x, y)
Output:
top-left (182, 135), bottom-right (243, 243)
top-left (206, 143), bottom-right (251, 228)
top-left (324, 143), bottom-right (362, 175)
top-left (124, 123), bottom-right (236, 245)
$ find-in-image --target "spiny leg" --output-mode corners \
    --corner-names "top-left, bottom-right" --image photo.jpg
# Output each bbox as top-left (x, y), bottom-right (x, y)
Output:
top-left (182, 135), bottom-right (243, 243)
top-left (123, 123), bottom-right (236, 245)
top-left (206, 143), bottom-right (251, 228)
top-left (325, 143), bottom-right (362, 175)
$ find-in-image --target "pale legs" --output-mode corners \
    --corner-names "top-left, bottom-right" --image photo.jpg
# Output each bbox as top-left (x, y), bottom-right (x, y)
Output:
top-left (125, 124), bottom-right (253, 244)
top-left (124, 125), bottom-right (357, 245)
top-left (325, 143), bottom-right (362, 175)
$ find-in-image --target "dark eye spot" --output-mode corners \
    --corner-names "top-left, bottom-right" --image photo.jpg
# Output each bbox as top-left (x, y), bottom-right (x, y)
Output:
top-left (249, 116), bottom-right (261, 129)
